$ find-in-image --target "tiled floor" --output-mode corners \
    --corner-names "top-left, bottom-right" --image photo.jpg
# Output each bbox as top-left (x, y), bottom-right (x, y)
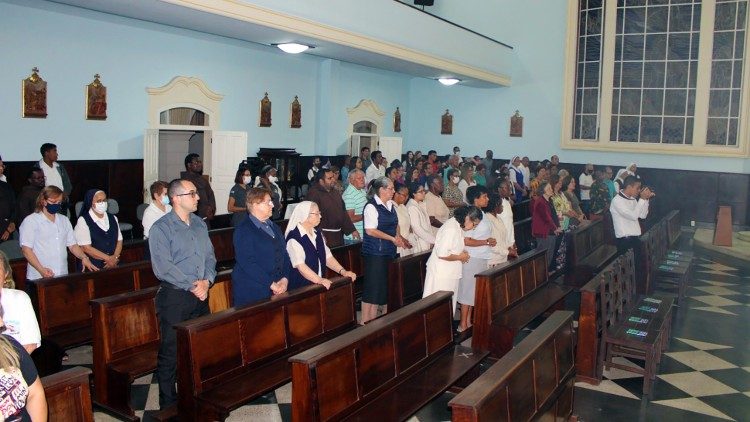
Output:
top-left (76, 239), bottom-right (750, 421)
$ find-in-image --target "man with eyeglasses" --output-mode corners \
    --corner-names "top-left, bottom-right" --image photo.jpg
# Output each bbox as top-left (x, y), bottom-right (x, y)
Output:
top-left (306, 168), bottom-right (359, 247)
top-left (16, 169), bottom-right (45, 227)
top-left (180, 153), bottom-right (216, 227)
top-left (149, 179), bottom-right (216, 410)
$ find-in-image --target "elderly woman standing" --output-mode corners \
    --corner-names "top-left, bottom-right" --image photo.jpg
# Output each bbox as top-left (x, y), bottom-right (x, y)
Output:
top-left (442, 168), bottom-right (464, 217)
top-left (532, 182), bottom-right (562, 269)
top-left (74, 189), bottom-right (123, 270)
top-left (406, 181), bottom-right (436, 252)
top-left (20, 186), bottom-right (96, 280)
top-left (231, 187), bottom-right (291, 307)
top-left (361, 177), bottom-right (408, 324)
top-left (422, 206), bottom-right (478, 313)
top-left (284, 201), bottom-right (357, 291)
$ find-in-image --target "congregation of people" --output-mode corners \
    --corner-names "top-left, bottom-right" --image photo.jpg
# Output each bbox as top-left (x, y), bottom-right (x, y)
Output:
top-left (0, 140), bottom-right (657, 416)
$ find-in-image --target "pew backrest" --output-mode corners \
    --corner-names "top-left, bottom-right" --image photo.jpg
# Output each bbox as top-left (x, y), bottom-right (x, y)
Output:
top-left (387, 249), bottom-right (431, 312)
top-left (449, 311), bottom-right (575, 422)
top-left (472, 249), bottom-right (549, 353)
top-left (42, 366), bottom-right (94, 422)
top-left (175, 277), bottom-right (356, 415)
top-left (569, 219), bottom-right (607, 264)
top-left (513, 217), bottom-right (534, 254)
top-left (290, 291), bottom-right (456, 421)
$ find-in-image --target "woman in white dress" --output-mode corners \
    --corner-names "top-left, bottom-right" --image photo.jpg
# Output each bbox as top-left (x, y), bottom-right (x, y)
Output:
top-left (422, 206), bottom-right (482, 315)
top-left (406, 181), bottom-right (436, 252)
top-left (485, 194), bottom-right (518, 267)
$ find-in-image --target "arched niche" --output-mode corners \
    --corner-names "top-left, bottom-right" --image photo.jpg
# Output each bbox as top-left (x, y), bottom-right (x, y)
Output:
top-left (146, 76), bottom-right (223, 130)
top-left (347, 99), bottom-right (384, 137)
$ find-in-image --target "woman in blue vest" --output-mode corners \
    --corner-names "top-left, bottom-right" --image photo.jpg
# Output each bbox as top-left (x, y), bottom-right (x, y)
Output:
top-left (284, 201), bottom-right (357, 291)
top-left (361, 177), bottom-right (408, 324)
top-left (73, 189), bottom-right (123, 270)
top-left (231, 187), bottom-right (291, 307)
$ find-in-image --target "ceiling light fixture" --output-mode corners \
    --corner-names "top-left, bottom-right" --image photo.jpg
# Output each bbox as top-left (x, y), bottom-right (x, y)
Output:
top-left (437, 78), bottom-right (461, 86)
top-left (274, 43), bottom-right (313, 54)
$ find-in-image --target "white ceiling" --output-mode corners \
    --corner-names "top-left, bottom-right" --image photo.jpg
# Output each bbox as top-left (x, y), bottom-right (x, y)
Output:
top-left (49, 0), bottom-right (503, 87)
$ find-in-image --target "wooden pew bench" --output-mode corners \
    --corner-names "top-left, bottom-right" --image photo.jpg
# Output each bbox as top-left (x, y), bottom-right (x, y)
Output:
top-left (449, 310), bottom-right (576, 422)
top-left (564, 219), bottom-right (617, 288)
top-left (90, 273), bottom-right (232, 421)
top-left (326, 240), bottom-right (364, 299)
top-left (174, 276), bottom-right (357, 422)
top-left (599, 252), bottom-right (674, 396)
top-left (513, 217), bottom-right (534, 254)
top-left (387, 249), bottom-right (431, 312)
top-left (42, 366), bottom-right (94, 422)
top-left (641, 219), bottom-right (691, 303)
top-left (290, 291), bottom-right (488, 421)
top-left (473, 249), bottom-right (572, 358)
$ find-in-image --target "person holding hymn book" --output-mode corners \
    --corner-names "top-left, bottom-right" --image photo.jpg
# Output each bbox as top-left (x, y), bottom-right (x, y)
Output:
top-left (74, 189), bottom-right (123, 270)
top-left (231, 187), bottom-right (291, 307)
top-left (422, 205), bottom-right (477, 315)
top-left (20, 186), bottom-right (97, 280)
top-left (284, 201), bottom-right (357, 291)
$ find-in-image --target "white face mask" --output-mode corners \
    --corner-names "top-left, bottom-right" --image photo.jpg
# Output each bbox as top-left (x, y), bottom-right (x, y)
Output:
top-left (161, 195), bottom-right (170, 206)
top-left (269, 175), bottom-right (278, 183)
top-left (242, 176), bottom-right (252, 185)
top-left (451, 177), bottom-right (460, 184)
top-left (94, 202), bottom-right (108, 214)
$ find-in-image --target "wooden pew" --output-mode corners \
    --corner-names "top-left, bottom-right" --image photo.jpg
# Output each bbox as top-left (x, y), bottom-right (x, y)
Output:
top-left (449, 310), bottom-right (576, 422)
top-left (564, 219), bottom-right (617, 288)
top-left (290, 291), bottom-right (488, 421)
top-left (326, 240), bottom-right (364, 298)
top-left (387, 249), bottom-right (431, 312)
top-left (41, 366), bottom-right (94, 422)
top-left (511, 199), bottom-right (531, 222)
top-left (90, 273), bottom-right (232, 421)
top-left (513, 217), bottom-right (534, 254)
top-left (175, 276), bottom-right (357, 422)
top-left (472, 249), bottom-right (572, 357)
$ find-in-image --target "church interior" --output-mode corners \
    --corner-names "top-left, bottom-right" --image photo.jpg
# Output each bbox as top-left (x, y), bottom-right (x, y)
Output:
top-left (1, 0), bottom-right (750, 420)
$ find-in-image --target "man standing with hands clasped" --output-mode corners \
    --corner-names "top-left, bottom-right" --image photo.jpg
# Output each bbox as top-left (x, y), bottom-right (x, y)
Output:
top-left (149, 178), bottom-right (216, 410)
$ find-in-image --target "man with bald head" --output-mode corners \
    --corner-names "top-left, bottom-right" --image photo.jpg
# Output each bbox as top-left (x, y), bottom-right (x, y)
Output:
top-left (149, 178), bottom-right (216, 410)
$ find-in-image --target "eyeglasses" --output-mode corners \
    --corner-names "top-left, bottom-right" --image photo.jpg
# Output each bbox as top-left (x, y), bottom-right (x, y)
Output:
top-left (309, 212), bottom-right (322, 216)
top-left (176, 191), bottom-right (199, 198)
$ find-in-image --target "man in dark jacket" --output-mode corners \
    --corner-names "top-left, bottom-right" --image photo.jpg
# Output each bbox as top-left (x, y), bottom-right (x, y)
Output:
top-left (180, 153), bottom-right (216, 226)
top-left (305, 168), bottom-right (360, 247)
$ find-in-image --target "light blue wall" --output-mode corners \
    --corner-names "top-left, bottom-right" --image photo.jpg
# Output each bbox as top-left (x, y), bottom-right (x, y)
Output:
top-left (410, 0), bottom-right (750, 173)
top-left (0, 0), bottom-right (412, 161)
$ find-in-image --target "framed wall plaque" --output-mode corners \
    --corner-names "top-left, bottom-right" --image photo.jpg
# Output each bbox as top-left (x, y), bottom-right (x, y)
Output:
top-left (394, 106), bottom-right (401, 132)
top-left (22, 67), bottom-right (47, 118)
top-left (510, 110), bottom-right (523, 137)
top-left (441, 109), bottom-right (452, 135)
top-left (86, 74), bottom-right (107, 120)
top-left (290, 95), bottom-right (301, 128)
top-left (259, 92), bottom-right (272, 127)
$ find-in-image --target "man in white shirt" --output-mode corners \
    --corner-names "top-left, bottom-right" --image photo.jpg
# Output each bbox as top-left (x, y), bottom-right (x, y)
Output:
top-left (610, 176), bottom-right (655, 291)
top-left (521, 156), bottom-right (531, 187)
top-left (365, 150), bottom-right (386, 186)
top-left (37, 143), bottom-right (72, 195)
top-left (307, 157), bottom-right (321, 182)
top-left (578, 163), bottom-right (594, 217)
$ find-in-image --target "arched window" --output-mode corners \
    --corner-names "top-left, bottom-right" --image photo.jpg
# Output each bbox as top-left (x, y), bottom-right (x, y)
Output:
top-left (159, 107), bottom-right (207, 126)
top-left (353, 120), bottom-right (377, 134)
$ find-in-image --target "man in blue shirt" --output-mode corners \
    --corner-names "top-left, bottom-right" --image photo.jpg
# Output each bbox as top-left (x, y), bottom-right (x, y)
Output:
top-left (149, 178), bottom-right (216, 410)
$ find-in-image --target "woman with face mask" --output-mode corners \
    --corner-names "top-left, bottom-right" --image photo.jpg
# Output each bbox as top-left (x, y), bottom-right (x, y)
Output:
top-left (19, 186), bottom-right (97, 280)
top-left (255, 165), bottom-right (282, 220)
top-left (142, 180), bottom-right (172, 239)
top-left (74, 189), bottom-right (124, 270)
top-left (228, 166), bottom-right (252, 227)
top-left (442, 168), bottom-right (465, 218)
